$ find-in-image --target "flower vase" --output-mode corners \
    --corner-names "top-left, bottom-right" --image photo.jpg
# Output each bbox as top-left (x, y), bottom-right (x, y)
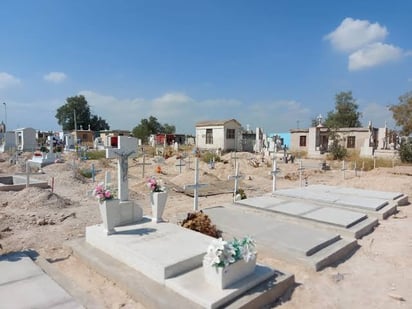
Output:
top-left (203, 256), bottom-right (257, 289)
top-left (98, 199), bottom-right (120, 235)
top-left (150, 191), bottom-right (168, 223)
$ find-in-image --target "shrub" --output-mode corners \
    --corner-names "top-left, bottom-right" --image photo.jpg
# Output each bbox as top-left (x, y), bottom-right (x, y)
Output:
top-left (201, 151), bottom-right (221, 164)
top-left (87, 150), bottom-right (106, 160)
top-left (399, 142), bottom-right (412, 163)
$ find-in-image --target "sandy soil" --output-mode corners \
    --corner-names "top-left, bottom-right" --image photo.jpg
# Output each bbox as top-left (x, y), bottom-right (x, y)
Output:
top-left (0, 151), bottom-right (411, 309)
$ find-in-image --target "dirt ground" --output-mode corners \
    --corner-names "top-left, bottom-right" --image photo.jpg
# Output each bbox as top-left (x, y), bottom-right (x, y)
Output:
top-left (0, 151), bottom-right (411, 309)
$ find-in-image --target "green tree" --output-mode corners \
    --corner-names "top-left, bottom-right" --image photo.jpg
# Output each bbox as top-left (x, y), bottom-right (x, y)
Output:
top-left (324, 91), bottom-right (362, 128)
top-left (132, 116), bottom-right (174, 143)
top-left (163, 123), bottom-right (176, 134)
top-left (55, 95), bottom-right (110, 131)
top-left (389, 92), bottom-right (412, 136)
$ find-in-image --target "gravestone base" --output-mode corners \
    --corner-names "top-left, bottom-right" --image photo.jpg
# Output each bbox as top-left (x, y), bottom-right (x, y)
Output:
top-left (78, 219), bottom-right (295, 308)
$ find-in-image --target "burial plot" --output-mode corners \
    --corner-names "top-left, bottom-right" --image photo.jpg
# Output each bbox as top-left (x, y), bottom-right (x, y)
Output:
top-left (272, 184), bottom-right (406, 219)
top-left (235, 195), bottom-right (377, 239)
top-left (82, 148), bottom-right (294, 308)
top-left (203, 206), bottom-right (357, 271)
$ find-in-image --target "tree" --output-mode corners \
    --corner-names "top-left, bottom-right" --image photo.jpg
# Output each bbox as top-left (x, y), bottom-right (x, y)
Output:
top-left (323, 91), bottom-right (362, 128)
top-left (132, 116), bottom-right (177, 143)
top-left (55, 95), bottom-right (110, 131)
top-left (389, 92), bottom-right (412, 136)
top-left (163, 123), bottom-right (176, 134)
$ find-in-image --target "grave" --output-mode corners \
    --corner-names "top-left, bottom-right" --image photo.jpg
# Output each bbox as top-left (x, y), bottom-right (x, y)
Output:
top-left (0, 252), bottom-right (83, 308)
top-left (235, 194), bottom-right (378, 239)
top-left (29, 136), bottom-right (61, 167)
top-left (78, 142), bottom-right (294, 308)
top-left (0, 175), bottom-right (48, 191)
top-left (202, 206), bottom-right (357, 271)
top-left (271, 184), bottom-right (407, 219)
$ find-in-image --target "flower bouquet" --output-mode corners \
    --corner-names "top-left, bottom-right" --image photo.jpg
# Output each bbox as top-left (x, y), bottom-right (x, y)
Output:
top-left (203, 236), bottom-right (257, 289)
top-left (147, 176), bottom-right (165, 192)
top-left (93, 182), bottom-right (114, 202)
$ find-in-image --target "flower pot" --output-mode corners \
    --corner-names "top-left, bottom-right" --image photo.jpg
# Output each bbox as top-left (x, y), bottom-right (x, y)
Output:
top-left (98, 199), bottom-right (120, 235)
top-left (203, 256), bottom-right (257, 289)
top-left (98, 199), bottom-right (143, 235)
top-left (150, 191), bottom-right (168, 223)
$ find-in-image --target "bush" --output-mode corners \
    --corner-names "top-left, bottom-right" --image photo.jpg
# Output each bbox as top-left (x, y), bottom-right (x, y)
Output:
top-left (79, 168), bottom-right (92, 178)
top-left (201, 151), bottom-right (221, 163)
top-left (86, 150), bottom-right (106, 160)
top-left (399, 142), bottom-right (412, 163)
top-left (328, 143), bottom-right (347, 160)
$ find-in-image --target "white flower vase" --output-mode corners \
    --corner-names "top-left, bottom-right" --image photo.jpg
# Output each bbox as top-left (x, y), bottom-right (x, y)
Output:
top-left (150, 191), bottom-right (168, 223)
top-left (98, 199), bottom-right (120, 235)
top-left (203, 256), bottom-right (257, 289)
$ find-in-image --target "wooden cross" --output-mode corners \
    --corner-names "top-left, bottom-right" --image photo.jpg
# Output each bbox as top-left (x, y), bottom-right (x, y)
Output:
top-left (175, 158), bottom-right (186, 174)
top-left (136, 153), bottom-right (152, 178)
top-left (106, 136), bottom-right (138, 201)
top-left (183, 158), bottom-right (208, 211)
top-left (228, 161), bottom-right (243, 201)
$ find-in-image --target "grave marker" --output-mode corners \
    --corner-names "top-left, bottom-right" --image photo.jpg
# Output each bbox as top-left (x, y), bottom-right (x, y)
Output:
top-left (136, 153), bottom-right (152, 178)
top-left (104, 171), bottom-right (111, 188)
top-left (106, 136), bottom-right (138, 201)
top-left (298, 160), bottom-right (305, 187)
top-left (183, 158), bottom-right (208, 210)
top-left (175, 158), bottom-right (186, 174)
top-left (270, 157), bottom-right (280, 193)
top-left (228, 162), bottom-right (243, 201)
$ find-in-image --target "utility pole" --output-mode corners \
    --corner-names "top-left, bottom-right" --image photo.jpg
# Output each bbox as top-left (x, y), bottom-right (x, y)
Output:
top-left (3, 102), bottom-right (6, 129)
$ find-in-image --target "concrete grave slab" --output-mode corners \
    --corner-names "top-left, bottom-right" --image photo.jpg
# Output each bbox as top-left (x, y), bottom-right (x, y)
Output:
top-left (272, 185), bottom-right (404, 218)
top-left (202, 206), bottom-right (357, 271)
top-left (165, 264), bottom-right (275, 309)
top-left (302, 207), bottom-right (367, 228)
top-left (86, 218), bottom-right (215, 284)
top-left (70, 238), bottom-right (295, 309)
top-left (0, 252), bottom-right (82, 309)
top-left (236, 195), bottom-right (376, 238)
top-left (0, 175), bottom-right (49, 191)
top-left (236, 196), bottom-right (285, 210)
top-left (270, 201), bottom-right (321, 216)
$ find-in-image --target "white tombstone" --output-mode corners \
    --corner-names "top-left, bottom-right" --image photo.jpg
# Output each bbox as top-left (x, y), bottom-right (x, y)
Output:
top-left (106, 136), bottom-right (138, 201)
top-left (105, 136), bottom-right (143, 228)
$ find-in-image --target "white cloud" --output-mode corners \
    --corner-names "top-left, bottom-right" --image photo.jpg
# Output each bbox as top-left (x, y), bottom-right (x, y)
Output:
top-left (44, 72), bottom-right (67, 83)
top-left (325, 17), bottom-right (388, 52)
top-left (0, 72), bottom-right (21, 89)
top-left (361, 102), bottom-right (394, 128)
top-left (348, 43), bottom-right (403, 71)
top-left (76, 90), bottom-right (309, 134)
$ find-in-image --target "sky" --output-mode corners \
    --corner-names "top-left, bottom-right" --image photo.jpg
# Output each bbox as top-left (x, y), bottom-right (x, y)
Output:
top-left (0, 0), bottom-right (411, 135)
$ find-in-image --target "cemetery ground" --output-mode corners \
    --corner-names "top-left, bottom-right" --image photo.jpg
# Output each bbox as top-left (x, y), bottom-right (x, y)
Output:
top-left (0, 150), bottom-right (411, 308)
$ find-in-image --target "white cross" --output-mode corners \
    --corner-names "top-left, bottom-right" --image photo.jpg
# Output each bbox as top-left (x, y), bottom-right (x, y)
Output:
top-left (104, 171), bottom-right (111, 188)
top-left (341, 160), bottom-right (346, 180)
top-left (183, 158), bottom-right (208, 211)
top-left (228, 161), bottom-right (243, 202)
top-left (106, 136), bottom-right (138, 201)
top-left (298, 160), bottom-right (305, 188)
top-left (270, 157), bottom-right (280, 193)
